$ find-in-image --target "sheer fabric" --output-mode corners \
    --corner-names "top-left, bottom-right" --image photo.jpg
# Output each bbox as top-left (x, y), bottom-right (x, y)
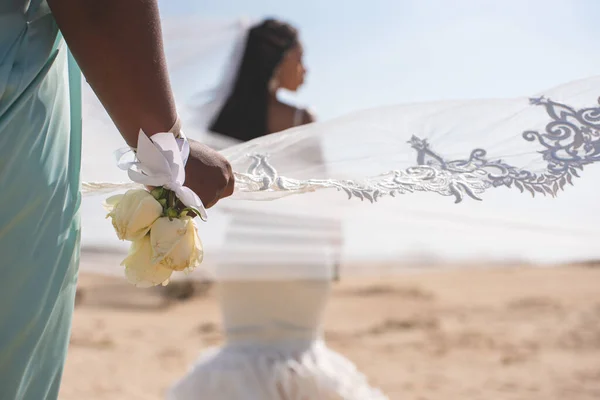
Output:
top-left (79, 16), bottom-right (600, 277)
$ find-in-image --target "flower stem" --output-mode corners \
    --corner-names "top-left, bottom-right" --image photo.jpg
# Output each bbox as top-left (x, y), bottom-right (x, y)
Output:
top-left (168, 190), bottom-right (175, 209)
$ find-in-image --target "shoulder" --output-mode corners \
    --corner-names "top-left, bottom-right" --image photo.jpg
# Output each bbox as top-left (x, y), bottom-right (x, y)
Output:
top-left (283, 102), bottom-right (316, 125)
top-left (268, 101), bottom-right (316, 133)
top-left (300, 107), bottom-right (316, 124)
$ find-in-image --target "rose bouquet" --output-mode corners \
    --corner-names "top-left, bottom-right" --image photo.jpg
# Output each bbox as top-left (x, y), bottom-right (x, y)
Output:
top-left (104, 130), bottom-right (207, 287)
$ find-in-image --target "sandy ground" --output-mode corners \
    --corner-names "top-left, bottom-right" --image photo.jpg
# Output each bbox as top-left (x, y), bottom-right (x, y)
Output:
top-left (60, 264), bottom-right (600, 400)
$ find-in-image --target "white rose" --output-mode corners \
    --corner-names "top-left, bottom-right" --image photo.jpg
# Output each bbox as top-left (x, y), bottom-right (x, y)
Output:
top-left (121, 235), bottom-right (173, 287)
top-left (105, 189), bottom-right (163, 241)
top-left (150, 216), bottom-right (204, 272)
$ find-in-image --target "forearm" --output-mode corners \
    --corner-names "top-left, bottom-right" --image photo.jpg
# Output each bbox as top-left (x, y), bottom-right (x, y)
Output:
top-left (48, 0), bottom-right (177, 146)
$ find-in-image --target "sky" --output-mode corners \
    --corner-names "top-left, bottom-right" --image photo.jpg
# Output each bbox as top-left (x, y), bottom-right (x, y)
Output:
top-left (157, 0), bottom-right (600, 120)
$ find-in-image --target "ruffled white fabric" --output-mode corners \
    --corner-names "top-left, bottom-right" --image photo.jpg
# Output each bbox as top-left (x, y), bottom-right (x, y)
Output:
top-left (168, 280), bottom-right (386, 400)
top-left (168, 340), bottom-right (387, 400)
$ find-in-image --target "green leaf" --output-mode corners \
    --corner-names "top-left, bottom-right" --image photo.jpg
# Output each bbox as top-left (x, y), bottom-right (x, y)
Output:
top-left (151, 187), bottom-right (165, 200)
top-left (181, 206), bottom-right (206, 221)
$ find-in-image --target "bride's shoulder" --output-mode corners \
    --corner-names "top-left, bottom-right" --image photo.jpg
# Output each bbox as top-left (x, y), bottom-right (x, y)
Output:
top-left (300, 106), bottom-right (316, 124)
top-left (275, 101), bottom-right (316, 124)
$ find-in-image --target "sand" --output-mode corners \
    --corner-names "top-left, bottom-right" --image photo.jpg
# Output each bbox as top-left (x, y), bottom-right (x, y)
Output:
top-left (60, 264), bottom-right (600, 400)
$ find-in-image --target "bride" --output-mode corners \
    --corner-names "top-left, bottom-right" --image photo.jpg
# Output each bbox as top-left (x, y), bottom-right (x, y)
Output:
top-left (77, 9), bottom-right (600, 400)
top-left (163, 18), bottom-right (327, 299)
top-left (167, 18), bottom-right (383, 400)
top-left (209, 19), bottom-right (315, 141)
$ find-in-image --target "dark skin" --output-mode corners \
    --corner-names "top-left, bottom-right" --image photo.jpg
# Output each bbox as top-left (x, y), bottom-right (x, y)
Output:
top-left (47, 0), bottom-right (234, 208)
top-left (267, 98), bottom-right (314, 133)
top-left (266, 43), bottom-right (314, 133)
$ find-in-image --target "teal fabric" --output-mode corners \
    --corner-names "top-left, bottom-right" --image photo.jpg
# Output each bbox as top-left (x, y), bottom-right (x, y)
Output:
top-left (0, 1), bottom-right (82, 399)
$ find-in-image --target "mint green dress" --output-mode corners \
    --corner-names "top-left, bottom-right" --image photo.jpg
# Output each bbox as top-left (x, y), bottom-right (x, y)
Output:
top-left (0, 1), bottom-right (82, 399)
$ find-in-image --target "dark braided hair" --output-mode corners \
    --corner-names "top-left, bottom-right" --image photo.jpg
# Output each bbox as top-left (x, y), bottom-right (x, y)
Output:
top-left (209, 19), bottom-right (299, 141)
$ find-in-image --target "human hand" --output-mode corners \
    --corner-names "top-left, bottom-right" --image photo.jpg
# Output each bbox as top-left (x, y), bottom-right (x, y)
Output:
top-left (184, 139), bottom-right (235, 209)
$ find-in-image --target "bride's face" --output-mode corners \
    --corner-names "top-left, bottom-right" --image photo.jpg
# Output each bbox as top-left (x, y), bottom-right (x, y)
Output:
top-left (276, 44), bottom-right (306, 92)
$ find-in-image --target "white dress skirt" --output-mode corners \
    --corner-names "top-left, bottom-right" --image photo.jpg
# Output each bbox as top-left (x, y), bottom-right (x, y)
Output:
top-left (167, 206), bottom-right (387, 400)
top-left (167, 280), bottom-right (388, 400)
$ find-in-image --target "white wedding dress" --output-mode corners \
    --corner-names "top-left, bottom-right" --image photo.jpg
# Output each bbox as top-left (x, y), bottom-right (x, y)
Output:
top-left (167, 280), bottom-right (387, 400)
top-left (167, 193), bottom-right (383, 399)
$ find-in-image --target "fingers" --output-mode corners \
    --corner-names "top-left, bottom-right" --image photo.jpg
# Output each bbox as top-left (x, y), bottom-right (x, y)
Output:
top-left (223, 181), bottom-right (234, 197)
top-left (222, 165), bottom-right (235, 197)
top-left (204, 170), bottom-right (234, 209)
top-left (204, 199), bottom-right (217, 209)
top-left (185, 141), bottom-right (235, 210)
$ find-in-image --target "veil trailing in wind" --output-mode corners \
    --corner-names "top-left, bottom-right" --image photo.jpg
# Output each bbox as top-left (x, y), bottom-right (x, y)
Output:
top-left (79, 16), bottom-right (600, 281)
top-left (225, 83), bottom-right (600, 203)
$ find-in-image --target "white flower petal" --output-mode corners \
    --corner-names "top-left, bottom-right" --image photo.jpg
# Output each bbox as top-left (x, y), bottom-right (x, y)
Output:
top-left (106, 189), bottom-right (163, 241)
top-left (121, 236), bottom-right (173, 287)
top-left (150, 216), bottom-right (203, 272)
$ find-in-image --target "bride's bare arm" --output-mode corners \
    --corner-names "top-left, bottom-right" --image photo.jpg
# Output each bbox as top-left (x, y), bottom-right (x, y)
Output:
top-left (47, 0), bottom-right (234, 206)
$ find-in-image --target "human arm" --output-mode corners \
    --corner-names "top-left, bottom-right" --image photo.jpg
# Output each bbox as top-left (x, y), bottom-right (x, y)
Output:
top-left (47, 0), bottom-right (233, 205)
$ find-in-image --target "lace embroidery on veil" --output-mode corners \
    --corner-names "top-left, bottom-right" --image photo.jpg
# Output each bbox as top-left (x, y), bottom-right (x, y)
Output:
top-left (232, 97), bottom-right (600, 203)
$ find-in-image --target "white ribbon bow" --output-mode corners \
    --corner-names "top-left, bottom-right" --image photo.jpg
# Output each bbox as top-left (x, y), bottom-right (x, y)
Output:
top-left (116, 131), bottom-right (208, 221)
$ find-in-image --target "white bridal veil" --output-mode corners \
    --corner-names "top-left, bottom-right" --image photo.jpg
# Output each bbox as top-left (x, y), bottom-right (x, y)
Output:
top-left (79, 16), bottom-right (600, 281)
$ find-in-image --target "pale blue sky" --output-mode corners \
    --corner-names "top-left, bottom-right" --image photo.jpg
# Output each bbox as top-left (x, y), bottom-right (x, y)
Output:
top-left (158, 0), bottom-right (600, 120)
